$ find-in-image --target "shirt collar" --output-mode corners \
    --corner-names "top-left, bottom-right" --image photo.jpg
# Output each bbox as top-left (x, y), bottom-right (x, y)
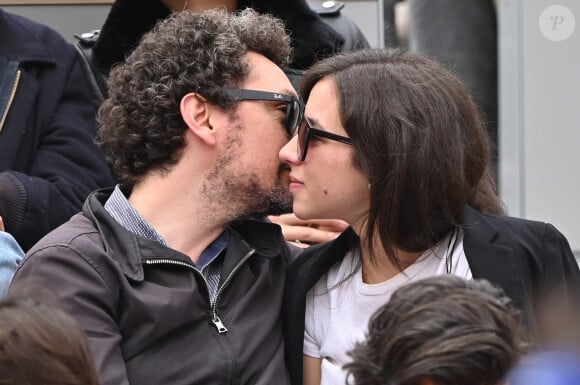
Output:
top-left (104, 185), bottom-right (230, 269)
top-left (104, 185), bottom-right (168, 246)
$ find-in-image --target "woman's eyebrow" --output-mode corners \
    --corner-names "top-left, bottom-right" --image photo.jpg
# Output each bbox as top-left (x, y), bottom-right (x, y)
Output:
top-left (306, 117), bottom-right (326, 130)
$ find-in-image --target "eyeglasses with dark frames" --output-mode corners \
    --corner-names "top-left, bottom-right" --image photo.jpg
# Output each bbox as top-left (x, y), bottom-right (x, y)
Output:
top-left (297, 117), bottom-right (353, 161)
top-left (223, 89), bottom-right (304, 135)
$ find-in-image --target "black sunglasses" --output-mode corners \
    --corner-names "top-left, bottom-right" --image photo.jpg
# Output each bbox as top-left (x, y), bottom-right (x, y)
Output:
top-left (297, 117), bottom-right (353, 161)
top-left (223, 89), bottom-right (304, 135)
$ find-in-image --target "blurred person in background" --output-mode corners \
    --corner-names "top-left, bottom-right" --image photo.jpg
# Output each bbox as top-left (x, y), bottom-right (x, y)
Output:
top-left (0, 217), bottom-right (23, 297)
top-left (89, 0), bottom-right (368, 79)
top-left (508, 290), bottom-right (580, 385)
top-left (0, 9), bottom-right (113, 251)
top-left (382, 0), bottom-right (499, 176)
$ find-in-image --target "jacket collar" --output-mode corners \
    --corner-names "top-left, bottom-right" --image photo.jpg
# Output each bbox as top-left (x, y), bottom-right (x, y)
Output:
top-left (0, 9), bottom-right (56, 65)
top-left (231, 218), bottom-right (286, 258)
top-left (83, 189), bottom-right (286, 281)
top-left (286, 226), bottom-right (357, 286)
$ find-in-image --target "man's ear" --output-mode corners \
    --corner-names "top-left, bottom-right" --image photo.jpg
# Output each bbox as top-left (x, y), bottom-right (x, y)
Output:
top-left (180, 93), bottom-right (216, 146)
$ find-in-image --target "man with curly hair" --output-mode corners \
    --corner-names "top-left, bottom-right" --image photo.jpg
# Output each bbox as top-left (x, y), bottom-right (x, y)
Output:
top-left (11, 9), bottom-right (301, 385)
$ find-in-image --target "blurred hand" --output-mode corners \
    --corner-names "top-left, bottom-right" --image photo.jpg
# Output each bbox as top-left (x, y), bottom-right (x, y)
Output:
top-left (268, 213), bottom-right (349, 248)
top-left (0, 216), bottom-right (4, 232)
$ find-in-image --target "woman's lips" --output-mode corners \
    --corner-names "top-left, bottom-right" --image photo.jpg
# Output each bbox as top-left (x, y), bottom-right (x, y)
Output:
top-left (288, 175), bottom-right (303, 192)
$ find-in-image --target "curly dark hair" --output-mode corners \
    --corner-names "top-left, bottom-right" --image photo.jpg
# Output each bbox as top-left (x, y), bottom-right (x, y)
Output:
top-left (99, 9), bottom-right (292, 187)
top-left (345, 276), bottom-right (525, 385)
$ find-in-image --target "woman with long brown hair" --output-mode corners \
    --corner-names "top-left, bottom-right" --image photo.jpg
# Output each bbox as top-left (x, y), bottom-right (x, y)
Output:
top-left (280, 48), bottom-right (579, 385)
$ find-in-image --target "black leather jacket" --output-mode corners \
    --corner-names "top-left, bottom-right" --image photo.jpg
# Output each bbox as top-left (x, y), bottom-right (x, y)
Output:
top-left (12, 189), bottom-right (295, 385)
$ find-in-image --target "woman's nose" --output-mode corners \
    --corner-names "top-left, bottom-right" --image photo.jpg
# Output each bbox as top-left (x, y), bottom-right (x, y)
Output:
top-left (279, 135), bottom-right (300, 164)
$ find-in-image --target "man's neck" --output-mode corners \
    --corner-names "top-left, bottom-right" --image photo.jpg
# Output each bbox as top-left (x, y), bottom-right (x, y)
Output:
top-left (128, 173), bottom-right (228, 264)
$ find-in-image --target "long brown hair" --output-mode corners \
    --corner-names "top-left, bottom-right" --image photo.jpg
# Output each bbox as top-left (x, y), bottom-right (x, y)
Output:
top-left (301, 48), bottom-right (503, 268)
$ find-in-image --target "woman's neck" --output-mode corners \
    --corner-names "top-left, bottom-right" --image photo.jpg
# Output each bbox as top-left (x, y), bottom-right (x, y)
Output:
top-left (359, 247), bottom-right (423, 284)
top-left (353, 225), bottom-right (424, 284)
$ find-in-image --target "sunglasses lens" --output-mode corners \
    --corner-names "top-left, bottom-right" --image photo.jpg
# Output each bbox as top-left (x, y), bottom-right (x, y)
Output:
top-left (285, 104), bottom-right (295, 134)
top-left (297, 118), bottom-right (308, 160)
top-left (285, 99), bottom-right (302, 136)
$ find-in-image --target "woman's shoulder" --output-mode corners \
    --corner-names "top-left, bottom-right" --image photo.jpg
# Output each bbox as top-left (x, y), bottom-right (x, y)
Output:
top-left (461, 205), bottom-right (562, 244)
top-left (462, 206), bottom-right (577, 276)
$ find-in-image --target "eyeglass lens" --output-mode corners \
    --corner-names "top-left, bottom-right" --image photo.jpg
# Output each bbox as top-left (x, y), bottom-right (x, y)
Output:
top-left (286, 99), bottom-right (302, 136)
top-left (297, 118), bottom-right (309, 161)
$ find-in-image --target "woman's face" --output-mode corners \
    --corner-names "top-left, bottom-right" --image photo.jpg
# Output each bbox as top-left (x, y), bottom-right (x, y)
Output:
top-left (279, 77), bottom-right (370, 225)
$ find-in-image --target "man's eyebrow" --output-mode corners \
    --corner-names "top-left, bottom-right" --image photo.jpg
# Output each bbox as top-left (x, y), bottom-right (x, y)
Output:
top-left (279, 88), bottom-right (299, 98)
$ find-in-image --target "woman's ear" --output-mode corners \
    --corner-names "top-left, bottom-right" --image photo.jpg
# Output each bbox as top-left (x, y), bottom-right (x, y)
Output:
top-left (180, 93), bottom-right (216, 146)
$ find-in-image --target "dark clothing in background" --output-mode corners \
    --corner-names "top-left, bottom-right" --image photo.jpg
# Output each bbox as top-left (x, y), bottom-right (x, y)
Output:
top-left (406, 0), bottom-right (498, 173)
top-left (92, 0), bottom-right (369, 75)
top-left (0, 9), bottom-right (113, 251)
top-left (283, 206), bottom-right (580, 385)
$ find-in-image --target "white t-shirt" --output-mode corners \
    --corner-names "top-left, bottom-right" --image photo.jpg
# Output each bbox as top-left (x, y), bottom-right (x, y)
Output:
top-left (303, 228), bottom-right (472, 385)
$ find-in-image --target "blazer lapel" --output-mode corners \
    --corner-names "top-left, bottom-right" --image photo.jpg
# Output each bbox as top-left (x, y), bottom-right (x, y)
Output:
top-left (460, 206), bottom-right (530, 316)
top-left (284, 228), bottom-right (356, 385)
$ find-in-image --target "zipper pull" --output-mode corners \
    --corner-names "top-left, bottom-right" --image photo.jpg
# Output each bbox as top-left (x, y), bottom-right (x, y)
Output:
top-left (212, 315), bottom-right (228, 334)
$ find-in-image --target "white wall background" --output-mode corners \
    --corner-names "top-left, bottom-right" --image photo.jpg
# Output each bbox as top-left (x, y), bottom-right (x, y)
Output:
top-left (499, 0), bottom-right (579, 255)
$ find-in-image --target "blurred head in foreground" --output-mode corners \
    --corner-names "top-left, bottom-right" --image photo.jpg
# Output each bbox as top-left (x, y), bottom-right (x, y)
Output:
top-left (345, 276), bottom-right (525, 385)
top-left (0, 292), bottom-right (99, 385)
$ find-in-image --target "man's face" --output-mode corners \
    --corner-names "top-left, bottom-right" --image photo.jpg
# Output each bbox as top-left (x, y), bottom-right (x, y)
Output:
top-left (201, 51), bottom-right (296, 220)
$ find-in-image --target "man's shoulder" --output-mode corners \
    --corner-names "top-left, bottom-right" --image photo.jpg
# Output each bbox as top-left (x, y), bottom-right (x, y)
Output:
top-left (11, 211), bottom-right (113, 293)
top-left (26, 212), bottom-right (103, 259)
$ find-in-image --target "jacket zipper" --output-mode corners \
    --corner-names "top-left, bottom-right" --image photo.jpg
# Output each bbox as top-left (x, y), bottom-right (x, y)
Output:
top-left (211, 249), bottom-right (255, 333)
top-left (144, 248), bottom-right (255, 334)
top-left (0, 69), bottom-right (21, 134)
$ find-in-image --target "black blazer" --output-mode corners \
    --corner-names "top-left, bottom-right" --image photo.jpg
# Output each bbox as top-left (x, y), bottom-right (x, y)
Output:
top-left (283, 206), bottom-right (580, 385)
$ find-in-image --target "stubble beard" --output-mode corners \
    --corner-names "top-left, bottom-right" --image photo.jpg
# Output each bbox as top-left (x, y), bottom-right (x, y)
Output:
top-left (200, 130), bottom-right (292, 225)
